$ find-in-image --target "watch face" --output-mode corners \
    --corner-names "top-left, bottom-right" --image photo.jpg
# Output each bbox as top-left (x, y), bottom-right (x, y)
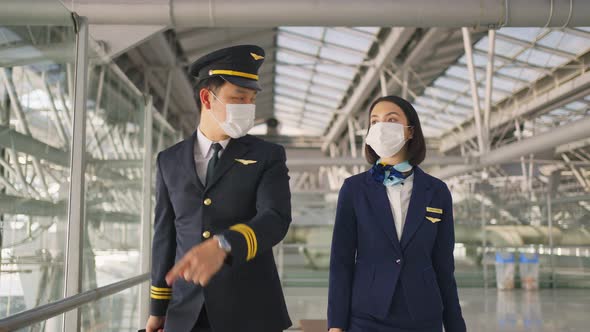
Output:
top-left (217, 236), bottom-right (231, 253)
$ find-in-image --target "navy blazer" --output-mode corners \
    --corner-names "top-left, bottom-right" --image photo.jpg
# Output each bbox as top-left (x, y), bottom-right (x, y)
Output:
top-left (328, 166), bottom-right (466, 331)
top-left (150, 132), bottom-right (292, 332)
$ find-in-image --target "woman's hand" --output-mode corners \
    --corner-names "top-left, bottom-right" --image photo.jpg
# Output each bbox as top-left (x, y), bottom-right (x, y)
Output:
top-left (329, 329), bottom-right (344, 332)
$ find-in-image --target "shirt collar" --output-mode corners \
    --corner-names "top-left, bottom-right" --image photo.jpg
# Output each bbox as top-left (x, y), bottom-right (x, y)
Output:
top-left (404, 172), bottom-right (415, 183)
top-left (402, 172), bottom-right (414, 189)
top-left (197, 127), bottom-right (230, 158)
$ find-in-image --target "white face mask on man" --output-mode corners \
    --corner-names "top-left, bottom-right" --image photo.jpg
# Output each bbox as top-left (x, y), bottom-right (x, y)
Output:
top-left (365, 122), bottom-right (411, 158)
top-left (209, 90), bottom-right (256, 138)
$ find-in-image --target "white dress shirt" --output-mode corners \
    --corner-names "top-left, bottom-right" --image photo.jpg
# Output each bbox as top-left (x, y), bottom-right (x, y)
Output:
top-left (193, 127), bottom-right (230, 185)
top-left (385, 172), bottom-right (414, 241)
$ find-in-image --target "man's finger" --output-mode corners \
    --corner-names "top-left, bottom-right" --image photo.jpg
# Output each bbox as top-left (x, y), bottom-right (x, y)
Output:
top-left (199, 272), bottom-right (211, 287)
top-left (166, 258), bottom-right (189, 285)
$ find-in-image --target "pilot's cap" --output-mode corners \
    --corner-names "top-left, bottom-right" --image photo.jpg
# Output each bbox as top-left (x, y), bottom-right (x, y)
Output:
top-left (188, 45), bottom-right (265, 91)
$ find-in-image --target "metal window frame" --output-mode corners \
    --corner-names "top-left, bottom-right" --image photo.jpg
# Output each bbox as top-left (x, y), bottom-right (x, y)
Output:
top-left (63, 13), bottom-right (89, 332)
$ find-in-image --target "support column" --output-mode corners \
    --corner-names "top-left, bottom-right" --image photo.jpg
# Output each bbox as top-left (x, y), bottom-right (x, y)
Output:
top-left (156, 70), bottom-right (173, 154)
top-left (379, 70), bottom-right (388, 97)
top-left (138, 96), bottom-right (154, 327)
top-left (483, 29), bottom-right (496, 152)
top-left (0, 91), bottom-right (8, 267)
top-left (462, 27), bottom-right (486, 155)
top-left (347, 119), bottom-right (357, 158)
top-left (402, 68), bottom-right (409, 100)
top-left (63, 14), bottom-right (89, 332)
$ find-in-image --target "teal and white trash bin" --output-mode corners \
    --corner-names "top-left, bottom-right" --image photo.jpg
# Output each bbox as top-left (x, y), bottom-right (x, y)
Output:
top-left (519, 253), bottom-right (540, 290)
top-left (495, 252), bottom-right (516, 290)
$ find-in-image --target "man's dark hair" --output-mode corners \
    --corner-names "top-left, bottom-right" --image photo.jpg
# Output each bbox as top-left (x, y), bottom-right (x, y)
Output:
top-left (195, 76), bottom-right (226, 110)
top-left (364, 95), bottom-right (426, 166)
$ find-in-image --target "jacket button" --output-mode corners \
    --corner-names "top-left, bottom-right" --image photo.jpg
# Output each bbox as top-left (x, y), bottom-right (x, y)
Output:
top-left (204, 198), bottom-right (212, 206)
top-left (202, 231), bottom-right (211, 239)
top-left (395, 258), bottom-right (402, 264)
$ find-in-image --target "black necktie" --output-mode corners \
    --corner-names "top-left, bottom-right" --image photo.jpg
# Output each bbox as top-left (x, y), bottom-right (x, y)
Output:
top-left (206, 143), bottom-right (223, 185)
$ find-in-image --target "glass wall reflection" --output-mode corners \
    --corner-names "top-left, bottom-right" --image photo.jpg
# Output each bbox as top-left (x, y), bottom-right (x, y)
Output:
top-left (0, 2), bottom-right (76, 319)
top-left (81, 43), bottom-right (147, 291)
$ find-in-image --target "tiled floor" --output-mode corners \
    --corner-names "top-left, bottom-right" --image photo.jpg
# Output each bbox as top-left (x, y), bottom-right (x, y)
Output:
top-left (284, 287), bottom-right (590, 331)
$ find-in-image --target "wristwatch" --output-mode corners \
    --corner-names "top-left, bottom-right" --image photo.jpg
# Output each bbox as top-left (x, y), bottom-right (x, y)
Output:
top-left (214, 235), bottom-right (232, 253)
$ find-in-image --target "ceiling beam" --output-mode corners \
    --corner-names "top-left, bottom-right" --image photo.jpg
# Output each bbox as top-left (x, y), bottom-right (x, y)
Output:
top-left (322, 28), bottom-right (415, 151)
top-left (439, 56), bottom-right (590, 153)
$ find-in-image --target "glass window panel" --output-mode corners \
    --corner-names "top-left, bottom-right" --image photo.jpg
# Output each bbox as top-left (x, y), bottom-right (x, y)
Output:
top-left (422, 126), bottom-right (444, 137)
top-left (548, 108), bottom-right (571, 116)
top-left (497, 27), bottom-right (545, 41)
top-left (277, 34), bottom-right (319, 56)
top-left (491, 76), bottom-right (521, 92)
top-left (424, 86), bottom-right (459, 102)
top-left (275, 86), bottom-right (307, 99)
top-left (452, 96), bottom-right (472, 107)
top-left (538, 31), bottom-right (590, 55)
top-left (324, 28), bottom-right (373, 50)
top-left (475, 37), bottom-right (525, 58)
top-left (415, 96), bottom-right (439, 109)
top-left (457, 53), bottom-right (508, 69)
top-left (433, 76), bottom-right (468, 92)
top-left (280, 26), bottom-right (325, 39)
top-left (79, 284), bottom-right (143, 331)
top-left (443, 105), bottom-right (469, 119)
top-left (312, 74), bottom-right (349, 90)
top-left (302, 112), bottom-right (332, 123)
top-left (445, 65), bottom-right (469, 78)
top-left (319, 47), bottom-right (364, 64)
top-left (307, 94), bottom-right (339, 108)
top-left (516, 48), bottom-right (569, 68)
top-left (305, 103), bottom-right (334, 114)
top-left (300, 117), bottom-right (326, 128)
top-left (275, 95), bottom-right (304, 107)
top-left (475, 86), bottom-right (509, 101)
top-left (275, 65), bottom-right (313, 81)
top-left (275, 75), bottom-right (310, 91)
top-left (277, 50), bottom-right (310, 65)
top-left (315, 63), bottom-right (357, 79)
top-left (279, 124), bottom-right (319, 136)
top-left (276, 102), bottom-right (303, 112)
top-left (308, 85), bottom-right (343, 101)
top-left (276, 112), bottom-right (302, 121)
top-left (355, 27), bottom-right (380, 34)
top-left (497, 66), bottom-right (542, 82)
top-left (0, 27), bottom-right (22, 45)
top-left (83, 48), bottom-right (146, 290)
top-left (564, 101), bottom-right (587, 111)
top-left (0, 18), bottom-right (75, 319)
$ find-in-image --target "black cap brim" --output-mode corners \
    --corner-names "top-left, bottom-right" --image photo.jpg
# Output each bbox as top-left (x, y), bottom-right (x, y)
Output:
top-left (221, 75), bottom-right (262, 91)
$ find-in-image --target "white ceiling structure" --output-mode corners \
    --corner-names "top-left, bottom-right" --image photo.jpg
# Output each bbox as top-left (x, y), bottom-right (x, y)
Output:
top-left (2, 0), bottom-right (590, 221)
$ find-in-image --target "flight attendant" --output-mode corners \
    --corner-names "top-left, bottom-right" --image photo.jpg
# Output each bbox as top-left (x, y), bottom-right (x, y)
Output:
top-left (327, 95), bottom-right (466, 332)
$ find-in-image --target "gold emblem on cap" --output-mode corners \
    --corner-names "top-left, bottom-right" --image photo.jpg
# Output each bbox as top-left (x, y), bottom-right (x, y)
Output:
top-left (250, 53), bottom-right (264, 60)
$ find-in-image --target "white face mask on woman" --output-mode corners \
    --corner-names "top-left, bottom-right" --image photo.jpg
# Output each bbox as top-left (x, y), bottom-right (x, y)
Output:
top-left (209, 90), bottom-right (256, 138)
top-left (365, 122), bottom-right (411, 158)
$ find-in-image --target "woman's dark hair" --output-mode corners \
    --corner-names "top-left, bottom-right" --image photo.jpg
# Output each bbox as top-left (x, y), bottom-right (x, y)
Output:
top-left (195, 76), bottom-right (226, 110)
top-left (364, 95), bottom-right (426, 166)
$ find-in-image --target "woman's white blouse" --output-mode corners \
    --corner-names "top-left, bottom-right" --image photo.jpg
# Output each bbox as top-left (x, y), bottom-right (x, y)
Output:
top-left (385, 172), bottom-right (414, 240)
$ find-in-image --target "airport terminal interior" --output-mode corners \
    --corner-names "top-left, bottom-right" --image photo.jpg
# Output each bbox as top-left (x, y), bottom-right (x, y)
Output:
top-left (1, 0), bottom-right (590, 331)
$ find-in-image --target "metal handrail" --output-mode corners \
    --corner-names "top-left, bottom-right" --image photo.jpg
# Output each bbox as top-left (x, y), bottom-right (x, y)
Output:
top-left (0, 273), bottom-right (149, 332)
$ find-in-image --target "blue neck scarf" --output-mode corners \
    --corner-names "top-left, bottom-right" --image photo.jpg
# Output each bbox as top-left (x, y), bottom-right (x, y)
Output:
top-left (369, 159), bottom-right (414, 186)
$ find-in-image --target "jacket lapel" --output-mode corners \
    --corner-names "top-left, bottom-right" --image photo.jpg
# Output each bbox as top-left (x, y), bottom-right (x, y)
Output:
top-left (205, 136), bottom-right (250, 189)
top-left (400, 166), bottom-right (434, 249)
top-left (364, 172), bottom-right (402, 254)
top-left (180, 131), bottom-right (205, 192)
